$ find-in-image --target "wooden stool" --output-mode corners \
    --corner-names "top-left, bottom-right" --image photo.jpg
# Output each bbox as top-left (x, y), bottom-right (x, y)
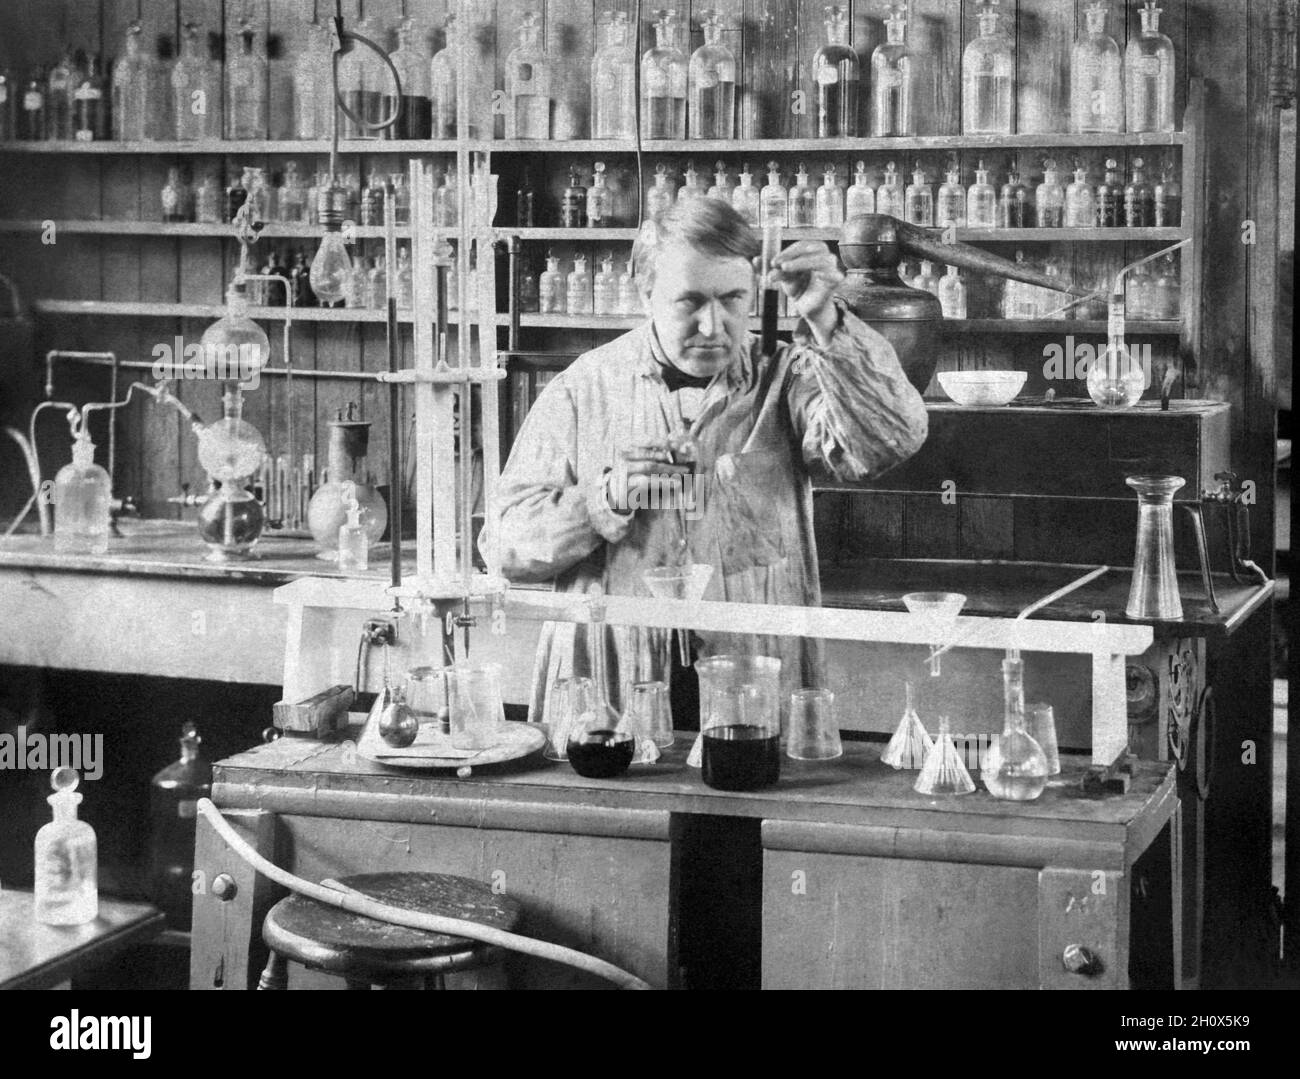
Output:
top-left (259, 872), bottom-right (522, 990)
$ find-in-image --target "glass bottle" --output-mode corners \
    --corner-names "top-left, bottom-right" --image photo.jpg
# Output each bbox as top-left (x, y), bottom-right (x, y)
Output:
top-left (1065, 163), bottom-right (1095, 228)
top-left (1153, 254), bottom-right (1180, 320)
top-left (35, 769), bottom-right (98, 926)
top-left (815, 166), bottom-right (844, 228)
top-left (224, 168), bottom-right (248, 223)
top-left (1126, 260), bottom-right (1155, 320)
top-left (962, 0), bottom-right (1013, 135)
top-left (507, 10), bottom-right (552, 139)
top-left (1087, 292), bottom-right (1145, 406)
top-left (1124, 157), bottom-right (1155, 228)
top-left (1126, 1), bottom-right (1175, 134)
top-left (0, 69), bottom-right (16, 141)
top-left (290, 249), bottom-right (316, 308)
top-left (1154, 159), bottom-right (1182, 227)
top-left (646, 163), bottom-right (677, 218)
top-left (358, 169), bottom-right (382, 226)
top-left (336, 16), bottom-right (380, 139)
top-left (175, 21), bottom-right (222, 140)
top-left (1003, 251), bottom-right (1038, 320)
top-left (1036, 159), bottom-right (1066, 228)
top-left (429, 15), bottom-right (458, 139)
top-left (1071, 1), bottom-right (1123, 134)
top-left (677, 161), bottom-right (706, 203)
top-left (72, 55), bottom-right (108, 142)
top-left (998, 168), bottom-right (1031, 228)
top-left (872, 2), bottom-right (914, 137)
top-left (539, 251), bottom-right (565, 314)
top-left (592, 11), bottom-right (636, 139)
top-left (111, 24), bottom-right (147, 141)
top-left (567, 254), bottom-right (593, 316)
top-left (19, 69), bottom-right (47, 141)
top-left (914, 260), bottom-right (939, 297)
top-left (161, 167), bottom-right (190, 222)
top-left (707, 161), bottom-right (733, 203)
top-left (1096, 157), bottom-right (1123, 227)
top-left (982, 656), bottom-right (1049, 801)
top-left (618, 258), bottom-right (639, 315)
top-left (388, 16), bottom-right (432, 140)
top-left (788, 164), bottom-right (814, 228)
top-left (515, 168), bottom-right (536, 227)
top-left (689, 8), bottom-right (737, 139)
top-left (561, 166), bottom-right (587, 227)
top-left (290, 21), bottom-right (329, 140)
top-left (966, 160), bottom-right (997, 227)
top-left (366, 256), bottom-right (387, 309)
top-left (877, 160), bottom-right (905, 219)
top-left (434, 170), bottom-right (458, 227)
top-left (938, 265), bottom-right (967, 318)
top-left (519, 255), bottom-right (540, 313)
top-left (277, 161), bottom-right (307, 223)
top-left (46, 47), bottom-right (79, 141)
top-left (759, 161), bottom-right (787, 227)
top-left (148, 724), bottom-right (211, 928)
top-left (1036, 258), bottom-right (1067, 318)
top-left (936, 165), bottom-right (966, 228)
top-left (847, 161), bottom-right (875, 219)
top-left (587, 161), bottom-right (613, 226)
top-left (245, 166), bottom-right (270, 224)
top-left (732, 164), bottom-right (760, 224)
top-left (195, 172), bottom-right (221, 223)
top-left (391, 172), bottom-right (410, 225)
top-left (54, 429), bottom-right (111, 554)
top-left (395, 246), bottom-right (413, 308)
top-left (226, 15), bottom-right (268, 139)
top-left (594, 253), bottom-right (619, 316)
top-left (813, 5), bottom-right (860, 138)
top-left (345, 257), bottom-right (369, 308)
top-left (905, 165), bottom-right (933, 227)
top-left (642, 9), bottom-right (688, 140)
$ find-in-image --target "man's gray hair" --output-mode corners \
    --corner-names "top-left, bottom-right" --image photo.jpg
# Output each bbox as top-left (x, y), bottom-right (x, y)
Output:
top-left (631, 198), bottom-right (761, 294)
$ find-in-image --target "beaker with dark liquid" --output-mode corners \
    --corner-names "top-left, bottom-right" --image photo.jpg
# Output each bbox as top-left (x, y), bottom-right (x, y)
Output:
top-left (696, 655), bottom-right (782, 791)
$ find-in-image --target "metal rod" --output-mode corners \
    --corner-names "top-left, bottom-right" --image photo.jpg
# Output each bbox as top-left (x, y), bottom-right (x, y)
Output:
top-left (385, 181), bottom-right (403, 596)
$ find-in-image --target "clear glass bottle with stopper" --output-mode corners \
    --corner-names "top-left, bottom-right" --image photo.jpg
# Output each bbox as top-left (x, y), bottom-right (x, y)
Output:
top-left (914, 260), bottom-right (939, 297)
top-left (337, 481), bottom-right (369, 572)
top-left (962, 0), bottom-right (1013, 134)
top-left (872, 2), bottom-right (915, 136)
top-left (594, 253), bottom-right (619, 316)
top-left (35, 768), bottom-right (98, 926)
top-left (587, 161), bottom-right (612, 226)
top-left (732, 164), bottom-right (759, 224)
top-left (1126, 1), bottom-right (1175, 134)
top-left (291, 20), bottom-right (329, 140)
top-left (1124, 157), bottom-right (1155, 228)
top-left (938, 265), bottom-right (967, 318)
top-left (389, 16), bottom-right (432, 140)
top-left (46, 47), bottom-right (80, 142)
top-left (174, 22), bottom-right (222, 140)
top-left (787, 164), bottom-right (815, 228)
top-left (1065, 161), bottom-right (1095, 227)
top-left (1096, 157), bottom-right (1123, 227)
top-left (689, 9), bottom-right (737, 139)
top-left (707, 161), bottom-right (733, 204)
top-left (905, 165), bottom-right (934, 227)
top-left (226, 14), bottom-right (268, 139)
top-left (642, 9), bottom-right (688, 140)
top-left (936, 164), bottom-right (966, 228)
top-left (847, 161), bottom-right (875, 218)
top-left (54, 415), bottom-right (111, 555)
top-left (677, 161), bottom-right (706, 203)
top-left (998, 168), bottom-right (1031, 228)
top-left (618, 258), bottom-right (639, 315)
top-left (982, 654), bottom-right (1049, 801)
top-left (507, 10), bottom-right (552, 139)
top-left (111, 21), bottom-right (148, 141)
top-left (646, 163), bottom-right (677, 218)
top-left (876, 160), bottom-right (904, 219)
top-left (815, 165), bottom-right (844, 228)
top-left (429, 15), bottom-right (459, 139)
top-left (1071, 1), bottom-right (1123, 134)
top-left (1154, 159), bottom-right (1182, 227)
top-left (759, 161), bottom-right (787, 228)
top-left (539, 250), bottom-right (565, 314)
top-left (813, 5), bottom-right (859, 138)
top-left (966, 160), bottom-right (996, 227)
top-left (1036, 159), bottom-right (1066, 228)
top-left (567, 254), bottom-right (593, 316)
top-left (592, 11), bottom-right (636, 139)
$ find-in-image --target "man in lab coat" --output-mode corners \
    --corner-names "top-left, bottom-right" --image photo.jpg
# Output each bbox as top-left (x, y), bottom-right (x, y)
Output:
top-left (488, 198), bottom-right (928, 725)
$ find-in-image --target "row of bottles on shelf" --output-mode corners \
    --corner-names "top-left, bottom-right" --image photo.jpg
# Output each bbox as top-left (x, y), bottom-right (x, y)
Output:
top-left (0, 2), bottom-right (1176, 145)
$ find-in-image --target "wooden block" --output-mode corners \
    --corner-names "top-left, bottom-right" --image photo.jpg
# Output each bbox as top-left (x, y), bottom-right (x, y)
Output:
top-left (273, 683), bottom-right (355, 734)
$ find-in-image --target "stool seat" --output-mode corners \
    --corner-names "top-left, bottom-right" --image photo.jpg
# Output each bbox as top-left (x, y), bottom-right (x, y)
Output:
top-left (262, 872), bottom-right (522, 984)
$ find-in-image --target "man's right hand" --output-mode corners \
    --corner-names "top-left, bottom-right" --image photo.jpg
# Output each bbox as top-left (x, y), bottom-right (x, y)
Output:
top-left (606, 443), bottom-right (692, 516)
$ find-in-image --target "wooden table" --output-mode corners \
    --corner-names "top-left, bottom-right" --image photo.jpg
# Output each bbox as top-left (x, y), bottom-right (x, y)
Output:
top-left (0, 891), bottom-right (164, 990)
top-left (192, 732), bottom-right (1180, 990)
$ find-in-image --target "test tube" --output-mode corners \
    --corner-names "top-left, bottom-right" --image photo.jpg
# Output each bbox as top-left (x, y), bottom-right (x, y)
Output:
top-left (759, 223), bottom-right (781, 357)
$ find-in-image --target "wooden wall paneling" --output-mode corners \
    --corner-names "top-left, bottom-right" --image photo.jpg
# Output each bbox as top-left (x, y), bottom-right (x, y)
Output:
top-left (790, 0), bottom-right (825, 140)
top-left (1015, 0), bottom-right (1070, 134)
top-left (959, 495), bottom-right (1015, 559)
top-left (1155, 0), bottom-right (1190, 127)
top-left (547, 0), bottom-right (593, 141)
top-left (909, 0), bottom-right (961, 136)
top-left (267, 0), bottom-right (298, 142)
top-left (358, 320), bottom-right (393, 510)
top-left (1013, 499), bottom-right (1133, 564)
top-left (840, 492), bottom-right (905, 560)
top-left (903, 492), bottom-right (960, 559)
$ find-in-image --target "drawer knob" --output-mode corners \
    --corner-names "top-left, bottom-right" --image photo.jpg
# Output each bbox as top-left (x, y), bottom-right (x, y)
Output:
top-left (1062, 943), bottom-right (1102, 976)
top-left (211, 873), bottom-right (238, 902)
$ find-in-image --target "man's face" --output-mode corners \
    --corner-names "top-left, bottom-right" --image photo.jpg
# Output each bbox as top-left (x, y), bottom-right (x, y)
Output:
top-left (644, 241), bottom-right (754, 378)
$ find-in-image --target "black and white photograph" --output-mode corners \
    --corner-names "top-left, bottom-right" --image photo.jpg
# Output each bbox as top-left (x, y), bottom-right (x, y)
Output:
top-left (0, 0), bottom-right (1294, 1025)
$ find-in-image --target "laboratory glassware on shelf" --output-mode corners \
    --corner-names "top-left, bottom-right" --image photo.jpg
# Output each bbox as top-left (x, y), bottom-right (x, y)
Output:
top-left (35, 768), bottom-right (98, 926)
top-left (815, 166), bottom-right (844, 228)
top-left (881, 682), bottom-right (932, 769)
top-left (787, 164), bottom-right (815, 228)
top-left (872, 2), bottom-right (914, 137)
top-left (429, 15), bottom-right (460, 139)
top-left (389, 16), bottom-right (432, 140)
top-left (813, 5), bottom-right (860, 138)
top-left (876, 160), bottom-right (905, 219)
top-left (936, 164), bottom-right (966, 228)
top-left (592, 11), bottom-right (636, 139)
top-left (905, 165), bottom-right (934, 227)
top-left (732, 164), bottom-right (760, 224)
top-left (507, 10), bottom-right (552, 139)
top-left (194, 388), bottom-right (267, 561)
top-left (174, 21), bottom-right (222, 140)
top-left (1126, 0), bottom-right (1176, 134)
top-left (966, 160), bottom-right (997, 228)
top-left (962, 0), bottom-right (1013, 135)
top-left (292, 20), bottom-right (330, 140)
top-left (306, 406), bottom-right (388, 562)
top-left (1070, 1), bottom-right (1123, 134)
top-left (226, 13), bottom-right (268, 139)
top-left (642, 9), bottom-right (688, 140)
top-left (689, 9), bottom-right (737, 140)
top-left (847, 161), bottom-right (875, 219)
top-left (1065, 161), bottom-right (1096, 227)
top-left (707, 161), bottom-right (734, 204)
top-left (1036, 160), bottom-right (1066, 228)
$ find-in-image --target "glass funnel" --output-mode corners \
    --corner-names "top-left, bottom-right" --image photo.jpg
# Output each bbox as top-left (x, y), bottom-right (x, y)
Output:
top-left (982, 655), bottom-right (1049, 801)
top-left (901, 591), bottom-right (965, 676)
top-left (643, 563), bottom-right (713, 667)
top-left (914, 716), bottom-right (975, 796)
top-left (1125, 475), bottom-right (1185, 620)
top-left (881, 681), bottom-right (933, 769)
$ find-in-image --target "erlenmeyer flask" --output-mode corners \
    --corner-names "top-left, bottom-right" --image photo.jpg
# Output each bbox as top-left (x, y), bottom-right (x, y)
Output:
top-left (914, 716), bottom-right (975, 796)
top-left (982, 656), bottom-right (1049, 801)
top-left (1126, 475), bottom-right (1184, 620)
top-left (567, 679), bottom-right (637, 778)
top-left (882, 681), bottom-right (934, 769)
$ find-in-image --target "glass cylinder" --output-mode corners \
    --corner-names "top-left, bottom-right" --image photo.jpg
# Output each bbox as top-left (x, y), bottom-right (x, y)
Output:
top-left (1071, 1), bottom-right (1123, 133)
top-left (982, 656), bottom-right (1049, 801)
top-left (592, 11), bottom-right (636, 139)
top-left (642, 9), bottom-right (687, 140)
top-left (1126, 1), bottom-right (1175, 134)
top-left (1125, 475), bottom-right (1185, 619)
top-left (962, 1), bottom-right (1013, 134)
top-left (813, 5), bottom-right (859, 138)
top-left (871, 3), bottom-right (914, 136)
top-left (689, 9), bottom-right (736, 139)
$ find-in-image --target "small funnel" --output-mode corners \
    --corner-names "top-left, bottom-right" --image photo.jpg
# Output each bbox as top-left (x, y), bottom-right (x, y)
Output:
top-left (913, 716), bottom-right (976, 796)
top-left (902, 592), bottom-right (965, 676)
top-left (881, 681), bottom-right (933, 769)
top-left (644, 563), bottom-right (714, 667)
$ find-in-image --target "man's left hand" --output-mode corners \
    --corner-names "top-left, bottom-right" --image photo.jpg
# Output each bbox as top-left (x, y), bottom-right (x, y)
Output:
top-left (763, 240), bottom-right (845, 347)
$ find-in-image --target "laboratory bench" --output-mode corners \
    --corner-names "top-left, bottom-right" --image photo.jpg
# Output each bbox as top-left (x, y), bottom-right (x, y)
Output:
top-left (192, 731), bottom-right (1181, 991)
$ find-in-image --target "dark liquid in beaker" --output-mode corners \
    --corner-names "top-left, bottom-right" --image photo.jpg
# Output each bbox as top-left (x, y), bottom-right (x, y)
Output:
top-left (567, 730), bottom-right (635, 778)
top-left (389, 94), bottom-right (432, 140)
top-left (702, 725), bottom-right (780, 791)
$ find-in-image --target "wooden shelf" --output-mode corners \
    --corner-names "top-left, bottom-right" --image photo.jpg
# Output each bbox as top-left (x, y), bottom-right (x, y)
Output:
top-left (0, 132), bottom-right (1188, 156)
top-left (31, 299), bottom-right (500, 324)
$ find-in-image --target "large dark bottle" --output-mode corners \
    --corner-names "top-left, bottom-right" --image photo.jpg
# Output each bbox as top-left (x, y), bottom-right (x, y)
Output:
top-left (72, 54), bottom-right (108, 142)
top-left (290, 249), bottom-right (316, 307)
top-left (1154, 160), bottom-right (1182, 228)
top-left (148, 723), bottom-right (212, 929)
top-left (515, 168), bottom-right (536, 226)
top-left (1123, 157), bottom-right (1154, 228)
top-left (1096, 157), bottom-right (1123, 228)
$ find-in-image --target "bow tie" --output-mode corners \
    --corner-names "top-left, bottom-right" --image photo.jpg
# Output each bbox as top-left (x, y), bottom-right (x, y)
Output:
top-left (658, 362), bottom-right (714, 393)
